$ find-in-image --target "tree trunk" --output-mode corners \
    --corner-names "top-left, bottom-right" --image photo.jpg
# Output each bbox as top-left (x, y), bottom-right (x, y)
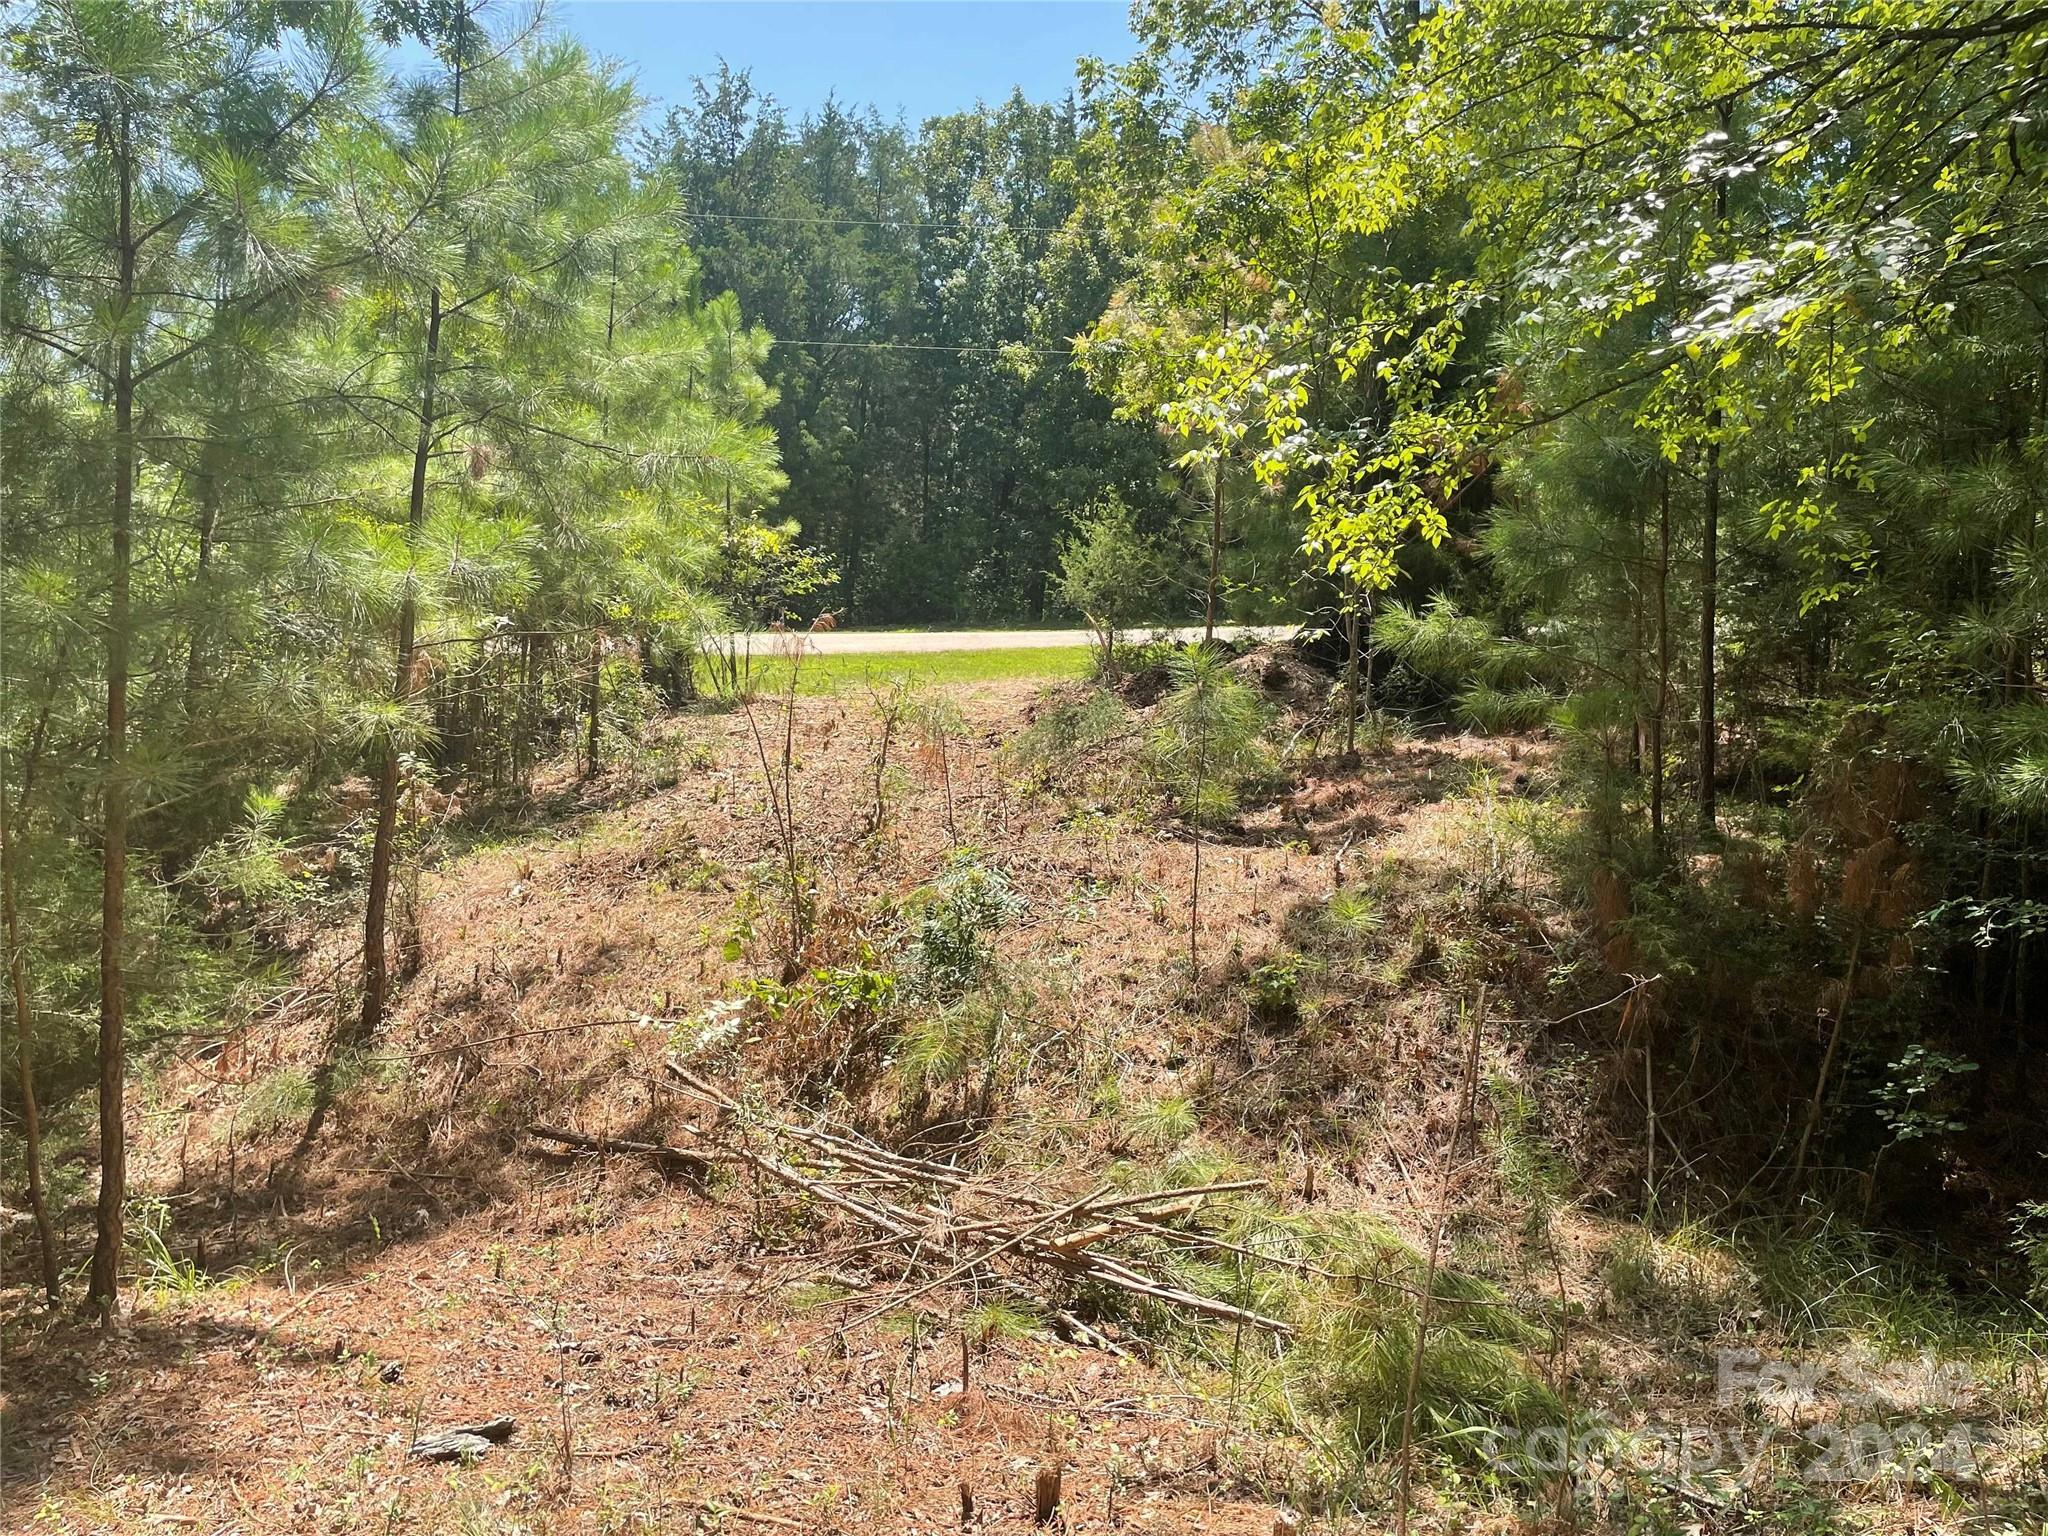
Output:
top-left (844, 367), bottom-right (871, 608)
top-left (1651, 464), bottom-right (1672, 847)
top-left (183, 473), bottom-right (219, 708)
top-left (2, 764), bottom-right (59, 1303)
top-left (1630, 487), bottom-right (1646, 775)
top-left (184, 267), bottom-right (236, 712)
top-left (518, 629), bottom-right (539, 784)
top-left (1343, 600), bottom-right (1361, 757)
top-left (1698, 117), bottom-right (1728, 834)
top-left (1698, 432), bottom-right (1721, 830)
top-left (1206, 455), bottom-right (1225, 643)
top-left (360, 287), bottom-right (440, 1042)
top-left (88, 104), bottom-right (136, 1316)
top-left (583, 634), bottom-right (603, 780)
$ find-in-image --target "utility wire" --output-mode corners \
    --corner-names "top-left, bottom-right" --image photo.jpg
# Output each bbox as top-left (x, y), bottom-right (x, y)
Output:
top-left (682, 207), bottom-right (1076, 239)
top-left (766, 337), bottom-right (1077, 356)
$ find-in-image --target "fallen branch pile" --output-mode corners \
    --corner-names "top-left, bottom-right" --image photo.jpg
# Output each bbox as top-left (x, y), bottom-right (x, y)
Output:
top-left (537, 1059), bottom-right (1296, 1344)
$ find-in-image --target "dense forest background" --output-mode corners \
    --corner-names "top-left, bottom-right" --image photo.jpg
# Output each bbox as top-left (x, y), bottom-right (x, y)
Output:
top-left (648, 72), bottom-right (1192, 625)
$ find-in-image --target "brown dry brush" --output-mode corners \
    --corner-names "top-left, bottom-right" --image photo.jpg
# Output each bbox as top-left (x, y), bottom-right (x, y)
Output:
top-left (1791, 832), bottom-right (1916, 1183)
top-left (740, 623), bottom-right (825, 979)
top-left (859, 677), bottom-right (915, 839)
top-left (1578, 765), bottom-right (1941, 1202)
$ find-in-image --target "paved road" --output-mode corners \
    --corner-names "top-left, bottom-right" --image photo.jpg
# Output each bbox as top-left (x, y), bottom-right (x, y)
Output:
top-left (734, 624), bottom-right (1296, 654)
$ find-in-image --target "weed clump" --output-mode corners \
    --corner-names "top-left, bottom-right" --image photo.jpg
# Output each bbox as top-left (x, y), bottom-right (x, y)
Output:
top-left (893, 987), bottom-right (1028, 1111)
top-left (235, 1066), bottom-right (316, 1136)
top-left (1007, 687), bottom-right (1135, 789)
top-left (885, 854), bottom-right (1031, 1117)
top-left (1090, 1200), bottom-right (1566, 1497)
top-left (1599, 1225), bottom-right (1751, 1337)
top-left (904, 853), bottom-right (1024, 1000)
top-left (1247, 952), bottom-right (1304, 1027)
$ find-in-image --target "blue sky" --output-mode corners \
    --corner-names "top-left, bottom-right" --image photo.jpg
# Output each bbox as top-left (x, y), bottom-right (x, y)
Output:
top-left (552, 2), bottom-right (1139, 126)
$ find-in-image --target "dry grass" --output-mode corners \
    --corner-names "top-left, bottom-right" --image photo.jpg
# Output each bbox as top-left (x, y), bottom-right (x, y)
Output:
top-left (4, 672), bottom-right (2042, 1534)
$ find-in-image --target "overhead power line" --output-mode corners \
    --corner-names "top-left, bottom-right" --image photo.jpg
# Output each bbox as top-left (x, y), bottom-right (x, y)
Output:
top-left (683, 207), bottom-right (1076, 239)
top-left (767, 337), bottom-right (1077, 356)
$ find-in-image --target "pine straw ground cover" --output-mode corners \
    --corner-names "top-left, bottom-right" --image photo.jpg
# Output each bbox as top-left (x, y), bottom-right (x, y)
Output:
top-left (4, 673), bottom-right (2044, 1534)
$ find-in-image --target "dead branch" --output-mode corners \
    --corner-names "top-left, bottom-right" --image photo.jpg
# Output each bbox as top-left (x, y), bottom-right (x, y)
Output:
top-left (654, 1057), bottom-right (1295, 1339)
top-left (526, 1124), bottom-right (717, 1182)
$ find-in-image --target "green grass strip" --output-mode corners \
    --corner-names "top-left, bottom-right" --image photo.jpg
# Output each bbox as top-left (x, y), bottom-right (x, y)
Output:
top-left (706, 645), bottom-right (1094, 696)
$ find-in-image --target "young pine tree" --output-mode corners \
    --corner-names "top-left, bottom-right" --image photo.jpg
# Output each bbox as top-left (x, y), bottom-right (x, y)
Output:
top-left (2, 0), bottom-right (371, 1313)
top-left (314, 24), bottom-right (658, 1041)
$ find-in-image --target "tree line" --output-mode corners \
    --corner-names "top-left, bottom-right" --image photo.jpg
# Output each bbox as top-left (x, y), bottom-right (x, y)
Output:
top-left (644, 68), bottom-right (1193, 625)
top-left (647, 65), bottom-right (1345, 629)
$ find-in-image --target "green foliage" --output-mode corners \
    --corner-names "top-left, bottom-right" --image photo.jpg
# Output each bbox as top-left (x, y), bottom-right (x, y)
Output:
top-left (904, 853), bottom-right (1025, 1000)
top-left (1149, 646), bottom-right (1269, 826)
top-left (1125, 1094), bottom-right (1198, 1148)
top-left (963, 1299), bottom-right (1040, 1344)
top-left (2012, 1204), bottom-right (2048, 1306)
top-left (1083, 0), bottom-right (2045, 1222)
top-left (892, 987), bottom-right (1027, 1107)
top-left (129, 1198), bottom-right (211, 1301)
top-left (235, 1067), bottom-right (317, 1137)
top-left (187, 790), bottom-right (301, 910)
top-left (741, 958), bottom-right (898, 1024)
top-left (1007, 687), bottom-right (1135, 783)
top-left (1299, 1302), bottom-right (1562, 1476)
top-left (0, 3), bottom-right (794, 1205)
top-left (1054, 494), bottom-right (1174, 667)
top-left (1733, 1217), bottom-right (2019, 1351)
top-left (650, 67), bottom-right (1179, 624)
top-left (1246, 951), bottom-right (1303, 1024)
top-left (1875, 1047), bottom-right (1979, 1147)
top-left (1488, 1077), bottom-right (1569, 1207)
top-left (693, 522), bottom-right (837, 698)
top-left (1094, 1200), bottom-right (1563, 1490)
top-left (1322, 887), bottom-right (1383, 942)
top-left (1374, 599), bottom-right (1561, 733)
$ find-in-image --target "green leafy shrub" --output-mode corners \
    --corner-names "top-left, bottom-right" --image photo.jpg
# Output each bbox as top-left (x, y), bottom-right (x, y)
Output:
top-left (1247, 951), bottom-right (1304, 1026)
top-left (905, 853), bottom-right (1025, 999)
top-left (1054, 493), bottom-right (1174, 674)
top-left (1374, 596), bottom-right (1564, 733)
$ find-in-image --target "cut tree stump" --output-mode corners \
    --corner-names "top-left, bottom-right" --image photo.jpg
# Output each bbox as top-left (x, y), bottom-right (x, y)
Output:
top-left (1033, 1462), bottom-right (1062, 1524)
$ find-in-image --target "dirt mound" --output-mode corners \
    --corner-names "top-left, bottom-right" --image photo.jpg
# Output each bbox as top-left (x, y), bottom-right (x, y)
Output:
top-left (1225, 641), bottom-right (1332, 712)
